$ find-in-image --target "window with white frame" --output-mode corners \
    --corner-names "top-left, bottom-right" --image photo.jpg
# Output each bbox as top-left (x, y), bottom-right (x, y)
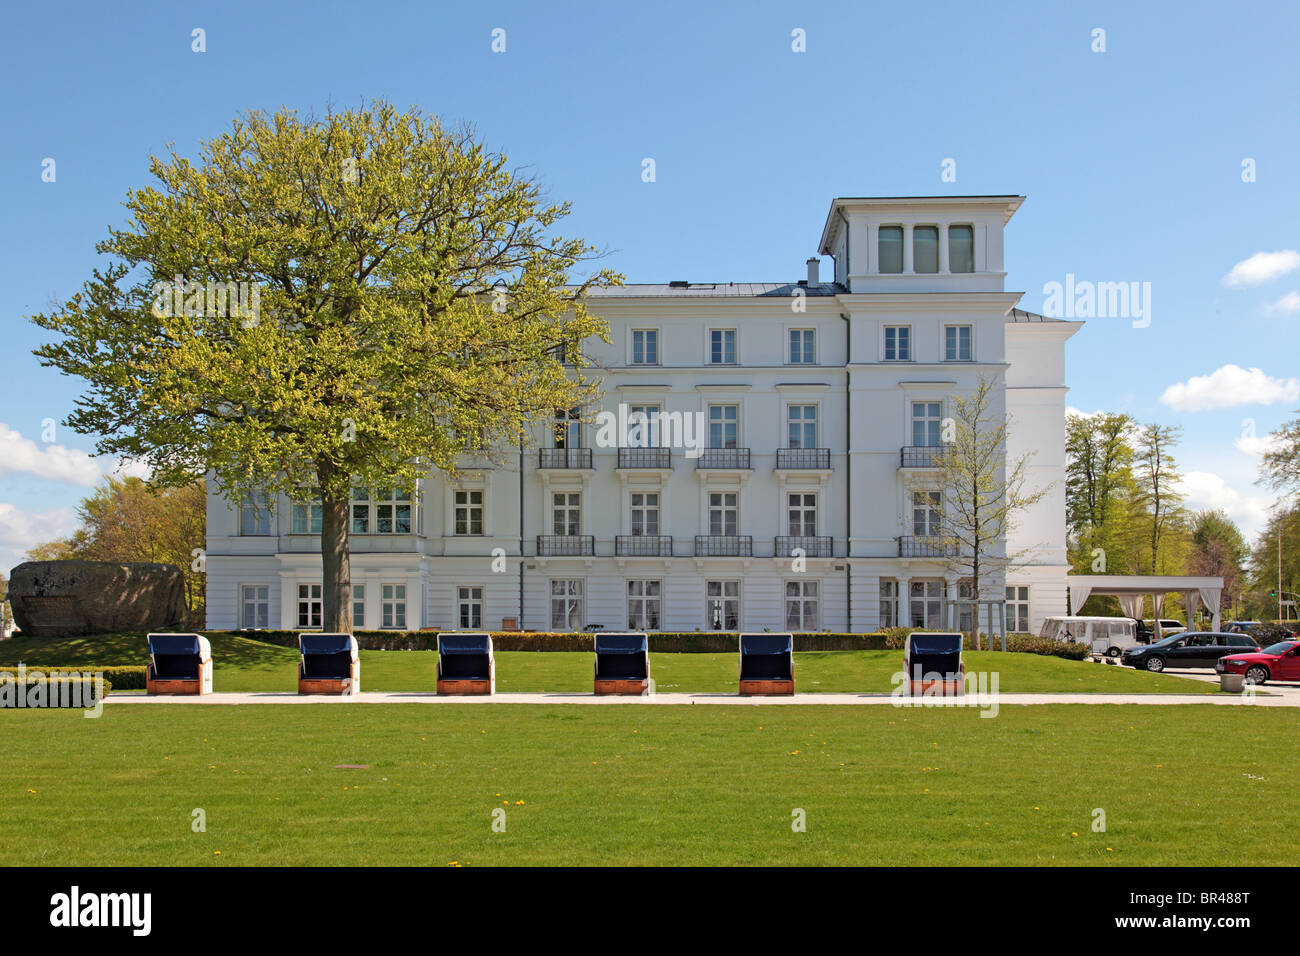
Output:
top-left (709, 492), bottom-right (738, 536)
top-left (706, 580), bottom-right (740, 630)
top-left (241, 585), bottom-right (269, 629)
top-left (708, 404), bottom-right (738, 448)
top-left (631, 329), bottom-right (659, 365)
top-left (627, 580), bottom-right (662, 630)
top-left (912, 491), bottom-right (942, 537)
top-left (913, 225), bottom-right (939, 273)
top-left (297, 583), bottom-right (322, 629)
top-left (381, 583), bottom-right (407, 629)
top-left (454, 490), bottom-right (484, 535)
top-left (291, 500), bottom-right (322, 534)
top-left (957, 580), bottom-right (976, 631)
top-left (879, 225), bottom-right (903, 273)
top-left (630, 492), bottom-right (660, 536)
top-left (351, 487), bottom-right (370, 534)
top-left (553, 407), bottom-right (581, 448)
top-left (909, 580), bottom-right (943, 628)
top-left (626, 404), bottom-right (660, 447)
top-left (550, 579), bottom-right (583, 630)
top-left (1006, 585), bottom-right (1030, 633)
top-left (553, 492), bottom-right (581, 535)
top-left (949, 225), bottom-right (975, 273)
top-left (912, 401), bottom-right (943, 446)
top-left (352, 584), bottom-right (365, 628)
top-left (884, 325), bottom-right (911, 361)
top-left (709, 329), bottom-right (737, 365)
top-left (788, 328), bottom-right (815, 364)
top-left (350, 488), bottom-right (412, 534)
top-left (944, 325), bottom-right (972, 361)
top-left (786, 404), bottom-right (817, 449)
top-left (240, 492), bottom-right (272, 535)
top-left (458, 586), bottom-right (484, 630)
top-left (785, 580), bottom-right (819, 629)
top-left (879, 579), bottom-right (899, 629)
top-left (787, 493), bottom-right (817, 536)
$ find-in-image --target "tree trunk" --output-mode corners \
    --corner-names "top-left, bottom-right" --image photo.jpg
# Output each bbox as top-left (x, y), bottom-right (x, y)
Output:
top-left (320, 480), bottom-right (352, 633)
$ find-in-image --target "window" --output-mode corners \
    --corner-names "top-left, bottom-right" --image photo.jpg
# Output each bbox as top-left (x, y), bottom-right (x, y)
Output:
top-left (913, 491), bottom-right (942, 537)
top-left (709, 329), bottom-right (736, 365)
top-left (291, 500), bottom-right (322, 534)
top-left (913, 226), bottom-right (939, 273)
top-left (949, 225), bottom-right (974, 273)
top-left (786, 404), bottom-right (817, 449)
top-left (458, 586), bottom-right (483, 630)
top-left (912, 401), bottom-right (943, 447)
top-left (553, 408), bottom-right (581, 448)
top-left (381, 583), bottom-right (407, 629)
top-left (550, 579), bottom-right (583, 630)
top-left (787, 493), bottom-right (817, 536)
top-left (374, 489), bottom-right (412, 534)
top-left (944, 325), bottom-right (972, 361)
top-left (240, 492), bottom-right (272, 535)
top-left (352, 585), bottom-right (366, 628)
top-left (708, 405), bottom-right (738, 448)
top-left (631, 329), bottom-right (659, 365)
top-left (706, 580), bottom-right (740, 630)
top-left (630, 492), bottom-right (660, 536)
top-left (788, 329), bottom-right (815, 364)
top-left (241, 585), bottom-right (269, 629)
top-left (454, 490), bottom-right (484, 535)
top-left (553, 492), bottom-right (581, 536)
top-left (297, 583), bottom-right (322, 629)
top-left (884, 325), bottom-right (911, 361)
top-left (785, 580), bottom-right (819, 630)
top-left (627, 580), bottom-right (662, 630)
top-left (879, 579), bottom-right (899, 629)
top-left (1006, 586), bottom-right (1030, 633)
top-left (626, 404), bottom-right (660, 447)
top-left (879, 226), bottom-right (903, 273)
top-left (909, 580), bottom-right (943, 628)
top-left (709, 492), bottom-right (738, 536)
top-left (957, 581), bottom-right (976, 631)
top-left (351, 487), bottom-right (370, 534)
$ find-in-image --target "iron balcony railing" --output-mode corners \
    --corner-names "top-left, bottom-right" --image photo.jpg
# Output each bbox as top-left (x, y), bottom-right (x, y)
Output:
top-left (775, 535), bottom-right (833, 558)
top-left (694, 535), bottom-right (753, 557)
top-left (615, 534), bottom-right (673, 557)
top-left (900, 445), bottom-right (944, 468)
top-left (897, 535), bottom-right (955, 558)
top-left (537, 534), bottom-right (595, 556)
top-left (539, 447), bottom-right (593, 469)
top-left (776, 448), bottom-right (831, 470)
top-left (696, 448), bottom-right (751, 470)
top-left (617, 447), bottom-right (672, 469)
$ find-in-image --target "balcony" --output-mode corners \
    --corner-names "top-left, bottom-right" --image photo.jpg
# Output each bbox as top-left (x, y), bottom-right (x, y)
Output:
top-left (615, 534), bottom-right (673, 557)
top-left (897, 535), bottom-right (955, 558)
top-left (694, 535), bottom-right (753, 557)
top-left (776, 448), bottom-right (831, 470)
top-left (537, 534), bottom-right (595, 556)
top-left (774, 535), bottom-right (833, 558)
top-left (539, 447), bottom-right (592, 469)
top-left (696, 448), bottom-right (751, 470)
top-left (617, 447), bottom-right (672, 469)
top-left (900, 445), bottom-right (944, 468)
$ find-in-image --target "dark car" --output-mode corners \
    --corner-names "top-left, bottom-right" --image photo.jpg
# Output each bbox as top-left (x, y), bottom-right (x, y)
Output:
top-left (1122, 631), bottom-right (1259, 672)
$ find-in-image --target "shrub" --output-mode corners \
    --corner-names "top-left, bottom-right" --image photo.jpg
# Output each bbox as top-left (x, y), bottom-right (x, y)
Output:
top-left (0, 672), bottom-right (112, 708)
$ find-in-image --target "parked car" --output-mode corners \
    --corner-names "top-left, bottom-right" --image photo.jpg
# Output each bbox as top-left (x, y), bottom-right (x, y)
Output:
top-left (1134, 618), bottom-right (1185, 644)
top-left (1224, 620), bottom-right (1263, 633)
top-left (1039, 616), bottom-right (1138, 657)
top-left (1216, 639), bottom-right (1300, 685)
top-left (1122, 632), bottom-right (1258, 672)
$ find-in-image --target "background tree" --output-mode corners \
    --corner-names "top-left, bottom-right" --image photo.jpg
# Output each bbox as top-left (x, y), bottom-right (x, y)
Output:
top-left (1133, 423), bottom-right (1187, 574)
top-left (1065, 411), bottom-right (1136, 574)
top-left (32, 102), bottom-right (617, 632)
top-left (1246, 505), bottom-right (1300, 621)
top-left (1259, 408), bottom-right (1300, 500)
top-left (0, 571), bottom-right (10, 637)
top-left (24, 539), bottom-right (76, 562)
top-left (1186, 509), bottom-right (1247, 620)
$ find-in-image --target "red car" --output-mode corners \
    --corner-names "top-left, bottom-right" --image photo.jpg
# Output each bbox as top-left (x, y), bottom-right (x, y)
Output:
top-left (1216, 639), bottom-right (1300, 685)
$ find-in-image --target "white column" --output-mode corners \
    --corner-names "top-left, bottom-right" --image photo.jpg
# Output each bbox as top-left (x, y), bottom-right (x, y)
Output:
top-left (867, 223), bottom-right (879, 274)
top-left (938, 223), bottom-right (950, 273)
top-left (903, 224), bottom-right (914, 274)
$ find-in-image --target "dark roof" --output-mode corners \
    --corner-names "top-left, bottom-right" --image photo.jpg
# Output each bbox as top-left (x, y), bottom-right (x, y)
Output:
top-left (1006, 307), bottom-right (1070, 323)
top-left (580, 282), bottom-right (847, 298)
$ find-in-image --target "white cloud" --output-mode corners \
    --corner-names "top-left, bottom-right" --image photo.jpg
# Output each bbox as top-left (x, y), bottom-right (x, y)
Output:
top-left (1266, 290), bottom-right (1300, 314)
top-left (0, 423), bottom-right (101, 486)
top-left (1222, 250), bottom-right (1300, 287)
top-left (1175, 471), bottom-right (1270, 539)
top-left (0, 503), bottom-right (78, 574)
top-left (103, 457), bottom-right (153, 481)
top-left (1235, 432), bottom-right (1283, 457)
top-left (1160, 365), bottom-right (1300, 412)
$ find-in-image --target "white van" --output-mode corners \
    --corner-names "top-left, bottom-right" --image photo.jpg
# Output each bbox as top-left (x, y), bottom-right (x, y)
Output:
top-left (1038, 616), bottom-right (1139, 658)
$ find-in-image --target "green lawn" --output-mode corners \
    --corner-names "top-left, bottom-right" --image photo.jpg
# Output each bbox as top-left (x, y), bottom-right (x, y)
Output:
top-left (0, 631), bottom-right (1215, 695)
top-left (1, 704), bottom-right (1293, 866)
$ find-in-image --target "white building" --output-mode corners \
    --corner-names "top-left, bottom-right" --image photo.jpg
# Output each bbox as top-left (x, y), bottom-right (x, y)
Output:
top-left (205, 195), bottom-right (1080, 634)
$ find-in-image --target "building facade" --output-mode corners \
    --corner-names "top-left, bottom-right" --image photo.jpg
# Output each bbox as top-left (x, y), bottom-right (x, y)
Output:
top-left (205, 195), bottom-right (1080, 634)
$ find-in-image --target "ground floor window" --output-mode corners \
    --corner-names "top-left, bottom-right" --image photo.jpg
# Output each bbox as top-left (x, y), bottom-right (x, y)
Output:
top-left (382, 583), bottom-right (407, 629)
top-left (706, 580), bottom-right (739, 630)
top-left (458, 586), bottom-right (484, 630)
top-left (627, 580), bottom-right (662, 630)
top-left (1006, 585), bottom-right (1030, 632)
top-left (352, 584), bottom-right (365, 628)
top-left (550, 579), bottom-right (583, 630)
top-left (879, 578), bottom-right (899, 629)
top-left (785, 580), bottom-right (819, 630)
top-left (242, 585), bottom-right (269, 629)
top-left (297, 583), bottom-right (322, 629)
top-left (909, 580), bottom-right (942, 628)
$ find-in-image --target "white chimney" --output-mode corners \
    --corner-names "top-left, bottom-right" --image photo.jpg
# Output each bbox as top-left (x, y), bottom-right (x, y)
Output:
top-left (806, 257), bottom-right (820, 285)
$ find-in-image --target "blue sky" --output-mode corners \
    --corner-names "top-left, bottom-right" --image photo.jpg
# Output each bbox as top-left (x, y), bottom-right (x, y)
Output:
top-left (2, 0), bottom-right (1298, 571)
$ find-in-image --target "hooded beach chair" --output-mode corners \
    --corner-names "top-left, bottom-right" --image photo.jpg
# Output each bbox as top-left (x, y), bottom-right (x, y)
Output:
top-left (738, 633), bottom-right (795, 696)
top-left (146, 633), bottom-right (213, 695)
top-left (902, 632), bottom-right (965, 696)
top-left (297, 633), bottom-right (360, 695)
top-left (593, 632), bottom-right (650, 695)
top-left (436, 632), bottom-right (495, 695)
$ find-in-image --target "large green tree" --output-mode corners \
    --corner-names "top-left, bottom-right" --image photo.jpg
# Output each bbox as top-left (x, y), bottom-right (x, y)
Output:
top-left (1064, 411), bottom-right (1137, 573)
top-left (32, 102), bottom-right (616, 631)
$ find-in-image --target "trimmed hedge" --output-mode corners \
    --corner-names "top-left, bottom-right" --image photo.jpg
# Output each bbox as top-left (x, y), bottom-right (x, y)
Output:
top-left (0, 665), bottom-right (146, 690)
top-left (0, 673), bottom-right (112, 708)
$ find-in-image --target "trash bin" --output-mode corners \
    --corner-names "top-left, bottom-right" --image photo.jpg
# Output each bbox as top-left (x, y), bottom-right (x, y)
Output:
top-left (1219, 673), bottom-right (1244, 693)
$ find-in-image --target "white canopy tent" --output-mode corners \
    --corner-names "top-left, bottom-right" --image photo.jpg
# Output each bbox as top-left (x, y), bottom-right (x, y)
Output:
top-left (1065, 575), bottom-right (1225, 632)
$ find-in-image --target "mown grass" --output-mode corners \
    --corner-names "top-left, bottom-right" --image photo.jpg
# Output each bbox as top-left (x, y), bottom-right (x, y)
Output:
top-left (1, 704), bottom-right (1293, 866)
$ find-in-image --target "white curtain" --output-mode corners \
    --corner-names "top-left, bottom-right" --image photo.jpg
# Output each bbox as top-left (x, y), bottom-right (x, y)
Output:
top-left (1182, 590), bottom-right (1202, 627)
top-left (1199, 586), bottom-right (1222, 631)
top-left (1117, 594), bottom-right (1144, 620)
top-left (1068, 584), bottom-right (1093, 615)
top-left (1152, 593), bottom-right (1165, 622)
